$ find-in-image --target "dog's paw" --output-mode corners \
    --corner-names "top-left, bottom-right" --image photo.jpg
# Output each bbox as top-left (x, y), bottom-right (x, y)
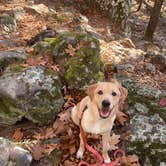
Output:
top-left (104, 158), bottom-right (111, 163)
top-left (76, 150), bottom-right (84, 159)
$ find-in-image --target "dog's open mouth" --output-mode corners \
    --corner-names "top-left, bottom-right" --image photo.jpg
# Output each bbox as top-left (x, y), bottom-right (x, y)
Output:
top-left (99, 108), bottom-right (112, 119)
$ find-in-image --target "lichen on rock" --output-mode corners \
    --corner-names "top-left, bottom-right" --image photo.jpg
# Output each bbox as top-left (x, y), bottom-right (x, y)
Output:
top-left (0, 66), bottom-right (64, 125)
top-left (113, 73), bottom-right (166, 165)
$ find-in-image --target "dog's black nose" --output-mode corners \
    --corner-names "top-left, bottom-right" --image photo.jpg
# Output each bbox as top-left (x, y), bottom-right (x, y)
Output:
top-left (102, 100), bottom-right (110, 108)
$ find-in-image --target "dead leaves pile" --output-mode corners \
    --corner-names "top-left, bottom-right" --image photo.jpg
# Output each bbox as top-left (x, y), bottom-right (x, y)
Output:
top-left (22, 54), bottom-right (60, 72)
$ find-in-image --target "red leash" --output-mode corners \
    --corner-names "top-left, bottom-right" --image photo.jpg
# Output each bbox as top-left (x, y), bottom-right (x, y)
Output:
top-left (78, 111), bottom-right (125, 166)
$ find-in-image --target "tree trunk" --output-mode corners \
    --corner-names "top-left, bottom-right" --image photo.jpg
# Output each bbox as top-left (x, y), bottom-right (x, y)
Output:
top-left (144, 0), bottom-right (163, 41)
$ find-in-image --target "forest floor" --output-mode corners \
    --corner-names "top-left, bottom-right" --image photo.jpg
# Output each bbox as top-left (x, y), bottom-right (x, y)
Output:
top-left (0, 0), bottom-right (166, 165)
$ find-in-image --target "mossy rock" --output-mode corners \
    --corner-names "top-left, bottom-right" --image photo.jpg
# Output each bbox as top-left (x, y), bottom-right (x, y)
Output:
top-left (113, 73), bottom-right (166, 165)
top-left (0, 65), bottom-right (64, 125)
top-left (34, 32), bottom-right (104, 90)
top-left (125, 112), bottom-right (166, 166)
top-left (0, 50), bottom-right (28, 72)
top-left (127, 141), bottom-right (166, 166)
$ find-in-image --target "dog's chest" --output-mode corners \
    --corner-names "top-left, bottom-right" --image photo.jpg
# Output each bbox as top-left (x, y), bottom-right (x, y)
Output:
top-left (81, 110), bottom-right (115, 134)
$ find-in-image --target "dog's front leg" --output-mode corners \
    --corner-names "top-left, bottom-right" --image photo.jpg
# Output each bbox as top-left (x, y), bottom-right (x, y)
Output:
top-left (102, 132), bottom-right (111, 163)
top-left (76, 133), bottom-right (85, 159)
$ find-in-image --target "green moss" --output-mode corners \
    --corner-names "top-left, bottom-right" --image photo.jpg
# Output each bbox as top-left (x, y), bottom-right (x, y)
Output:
top-left (127, 141), bottom-right (166, 166)
top-left (128, 93), bottom-right (166, 119)
top-left (24, 89), bottom-right (63, 124)
top-left (0, 96), bottom-right (23, 125)
top-left (44, 68), bottom-right (59, 77)
top-left (9, 64), bottom-right (25, 73)
top-left (47, 148), bottom-right (62, 164)
top-left (64, 39), bottom-right (104, 89)
top-left (26, 105), bottom-right (54, 124)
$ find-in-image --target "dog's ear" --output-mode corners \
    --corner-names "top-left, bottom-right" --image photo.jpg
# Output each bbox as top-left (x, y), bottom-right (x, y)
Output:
top-left (119, 86), bottom-right (128, 103)
top-left (110, 79), bottom-right (128, 104)
top-left (86, 83), bottom-right (98, 100)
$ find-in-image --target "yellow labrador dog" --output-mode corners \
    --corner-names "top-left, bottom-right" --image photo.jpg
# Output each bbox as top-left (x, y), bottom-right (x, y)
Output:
top-left (71, 79), bottom-right (128, 163)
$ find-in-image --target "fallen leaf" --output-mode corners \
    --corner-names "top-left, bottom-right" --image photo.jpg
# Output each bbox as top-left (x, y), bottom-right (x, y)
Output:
top-left (69, 145), bottom-right (76, 155)
top-left (76, 40), bottom-right (85, 50)
top-left (63, 97), bottom-right (75, 109)
top-left (109, 133), bottom-right (120, 150)
top-left (58, 110), bottom-right (71, 123)
top-left (33, 132), bottom-right (45, 140)
top-left (50, 64), bottom-right (60, 72)
top-left (122, 130), bottom-right (132, 140)
top-left (53, 119), bottom-right (66, 134)
top-left (45, 127), bottom-right (56, 139)
top-left (26, 56), bottom-right (46, 66)
top-left (65, 44), bottom-right (76, 57)
top-left (67, 128), bottom-right (73, 137)
top-left (121, 155), bottom-right (141, 166)
top-left (116, 110), bottom-right (128, 125)
top-left (43, 143), bottom-right (58, 155)
top-left (12, 128), bottom-right (24, 141)
top-left (120, 156), bottom-right (132, 166)
top-left (64, 160), bottom-right (77, 166)
top-left (29, 142), bottom-right (44, 160)
top-left (160, 98), bottom-right (166, 107)
top-left (128, 155), bottom-right (140, 164)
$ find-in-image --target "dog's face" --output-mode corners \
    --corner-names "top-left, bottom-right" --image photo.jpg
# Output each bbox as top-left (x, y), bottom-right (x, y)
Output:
top-left (86, 80), bottom-right (128, 119)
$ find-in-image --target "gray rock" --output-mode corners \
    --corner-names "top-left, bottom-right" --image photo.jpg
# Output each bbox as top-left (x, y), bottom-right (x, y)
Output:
top-left (151, 53), bottom-right (166, 73)
top-left (0, 137), bottom-right (32, 166)
top-left (0, 66), bottom-right (64, 125)
top-left (136, 85), bottom-right (162, 99)
top-left (145, 63), bottom-right (156, 74)
top-left (0, 50), bottom-right (28, 70)
top-left (0, 39), bottom-right (18, 47)
top-left (134, 103), bottom-right (149, 114)
top-left (74, 14), bottom-right (89, 24)
top-left (159, 162), bottom-right (166, 166)
top-left (144, 157), bottom-right (152, 166)
top-left (129, 114), bottom-right (166, 144)
top-left (25, 4), bottom-right (50, 15)
top-left (0, 14), bottom-right (17, 33)
top-left (27, 28), bottom-right (56, 46)
top-left (114, 73), bottom-right (166, 165)
top-left (76, 24), bottom-right (104, 40)
top-left (115, 74), bottom-right (162, 99)
top-left (127, 113), bottom-right (166, 166)
top-left (115, 63), bottom-right (135, 72)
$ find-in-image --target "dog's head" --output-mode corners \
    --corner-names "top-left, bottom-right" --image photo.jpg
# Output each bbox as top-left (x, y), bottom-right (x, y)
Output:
top-left (86, 80), bottom-right (128, 119)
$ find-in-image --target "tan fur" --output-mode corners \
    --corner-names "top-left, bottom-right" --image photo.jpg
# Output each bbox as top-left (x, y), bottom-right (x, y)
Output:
top-left (71, 80), bottom-right (128, 163)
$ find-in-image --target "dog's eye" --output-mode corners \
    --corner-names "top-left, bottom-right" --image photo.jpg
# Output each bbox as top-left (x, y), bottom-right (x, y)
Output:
top-left (112, 92), bottom-right (117, 96)
top-left (98, 90), bottom-right (103, 95)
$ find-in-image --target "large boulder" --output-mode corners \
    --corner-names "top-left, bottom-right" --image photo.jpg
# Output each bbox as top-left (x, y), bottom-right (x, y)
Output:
top-left (0, 137), bottom-right (32, 166)
top-left (0, 65), bottom-right (64, 125)
top-left (35, 32), bottom-right (104, 90)
top-left (114, 74), bottom-right (166, 166)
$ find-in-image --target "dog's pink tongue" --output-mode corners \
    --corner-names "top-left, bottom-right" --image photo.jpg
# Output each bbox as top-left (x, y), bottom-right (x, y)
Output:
top-left (100, 109), bottom-right (110, 118)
